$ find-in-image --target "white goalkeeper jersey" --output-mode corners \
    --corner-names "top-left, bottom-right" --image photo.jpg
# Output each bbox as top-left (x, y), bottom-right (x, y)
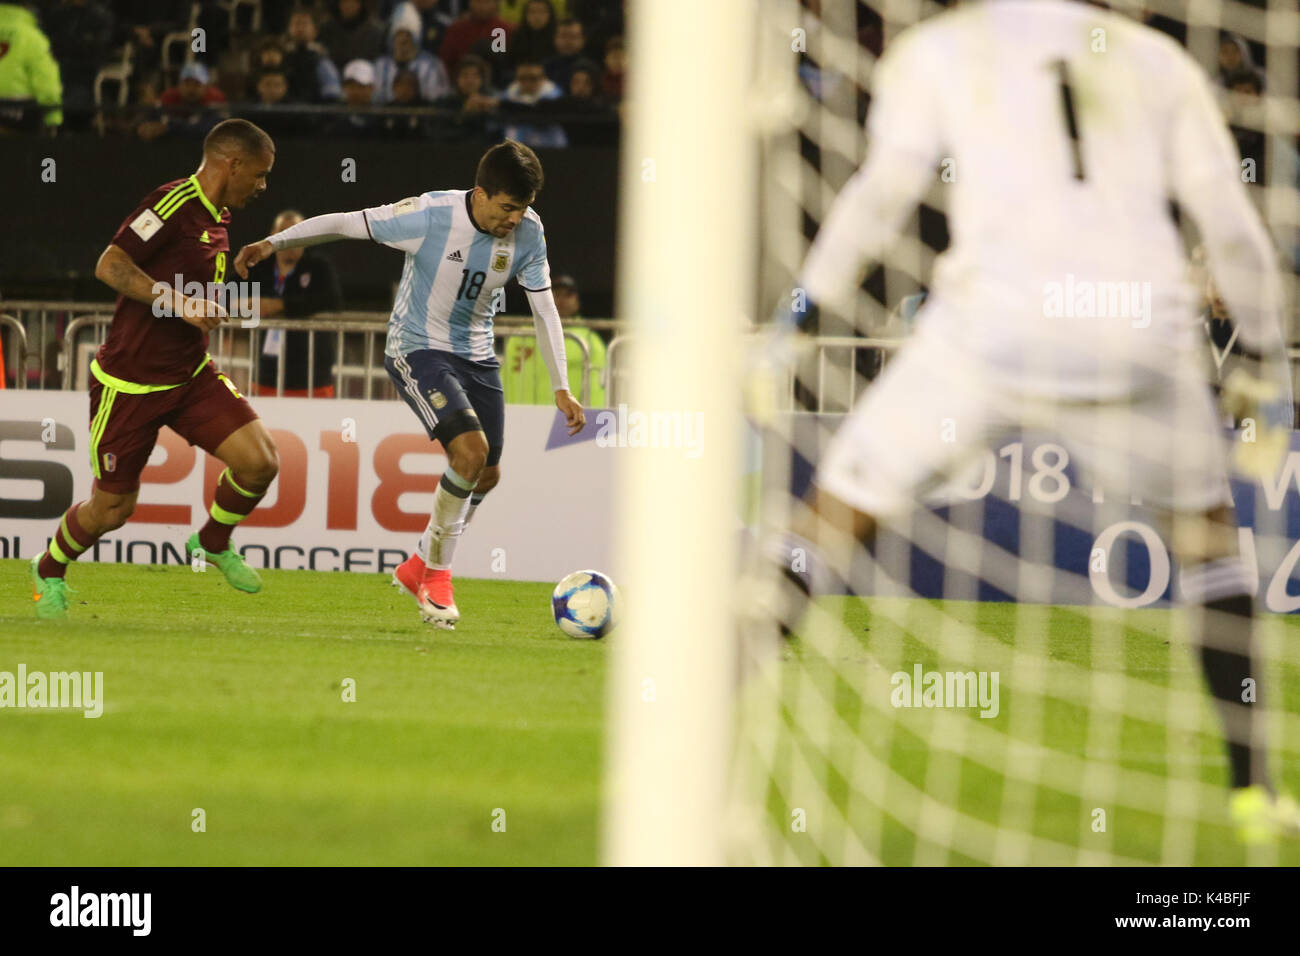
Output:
top-left (801, 0), bottom-right (1286, 396)
top-left (364, 189), bottom-right (552, 363)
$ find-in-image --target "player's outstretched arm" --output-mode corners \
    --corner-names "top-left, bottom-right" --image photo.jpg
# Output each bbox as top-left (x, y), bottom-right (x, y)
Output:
top-left (95, 244), bottom-right (225, 331)
top-left (1167, 53), bottom-right (1286, 358)
top-left (234, 210), bottom-right (372, 278)
top-left (524, 286), bottom-right (585, 434)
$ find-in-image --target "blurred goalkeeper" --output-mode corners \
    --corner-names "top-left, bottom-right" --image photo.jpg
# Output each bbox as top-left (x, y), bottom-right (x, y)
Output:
top-left (767, 0), bottom-right (1296, 844)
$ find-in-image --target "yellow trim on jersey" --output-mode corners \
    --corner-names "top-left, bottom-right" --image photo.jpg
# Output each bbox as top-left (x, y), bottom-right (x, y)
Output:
top-left (89, 354), bottom-right (212, 394)
top-left (154, 182), bottom-right (198, 221)
top-left (151, 176), bottom-right (221, 223)
top-left (188, 174), bottom-right (223, 223)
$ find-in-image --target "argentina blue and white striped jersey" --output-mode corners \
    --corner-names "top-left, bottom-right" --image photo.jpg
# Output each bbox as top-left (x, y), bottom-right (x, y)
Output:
top-left (364, 189), bottom-right (552, 362)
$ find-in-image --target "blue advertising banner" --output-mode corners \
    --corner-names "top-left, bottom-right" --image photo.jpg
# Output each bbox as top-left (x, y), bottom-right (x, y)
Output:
top-left (785, 414), bottom-right (1300, 612)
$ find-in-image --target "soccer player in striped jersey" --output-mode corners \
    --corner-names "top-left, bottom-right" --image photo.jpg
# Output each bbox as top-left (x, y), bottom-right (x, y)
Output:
top-left (771, 0), bottom-right (1297, 842)
top-left (30, 120), bottom-right (280, 619)
top-left (234, 140), bottom-right (585, 629)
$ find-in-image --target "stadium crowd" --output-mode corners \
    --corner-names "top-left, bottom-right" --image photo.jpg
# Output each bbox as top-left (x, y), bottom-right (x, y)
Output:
top-left (0, 0), bottom-right (624, 143)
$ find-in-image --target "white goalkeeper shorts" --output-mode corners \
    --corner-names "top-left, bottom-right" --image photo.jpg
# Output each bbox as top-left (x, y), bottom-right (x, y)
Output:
top-left (816, 323), bottom-right (1233, 518)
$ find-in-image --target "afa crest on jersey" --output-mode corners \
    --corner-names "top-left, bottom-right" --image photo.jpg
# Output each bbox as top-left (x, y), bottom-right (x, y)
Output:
top-left (492, 252), bottom-right (509, 272)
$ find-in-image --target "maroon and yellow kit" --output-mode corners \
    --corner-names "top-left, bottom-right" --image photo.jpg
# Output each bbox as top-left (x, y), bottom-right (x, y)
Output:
top-left (89, 175), bottom-right (257, 494)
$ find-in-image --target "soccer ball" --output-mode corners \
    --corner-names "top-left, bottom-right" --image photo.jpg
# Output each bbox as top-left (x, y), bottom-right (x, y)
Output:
top-left (551, 570), bottom-right (620, 639)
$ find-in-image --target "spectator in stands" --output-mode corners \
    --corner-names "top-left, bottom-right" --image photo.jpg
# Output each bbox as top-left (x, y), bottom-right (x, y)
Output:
top-left (544, 16), bottom-right (585, 91)
top-left (375, 21), bottom-right (450, 102)
top-left (43, 0), bottom-right (114, 128)
top-left (503, 274), bottom-right (606, 406)
top-left (284, 7), bottom-right (343, 102)
top-left (256, 37), bottom-right (288, 75)
top-left (473, 53), bottom-right (613, 146)
top-left (431, 52), bottom-right (494, 141)
top-left (560, 58), bottom-right (615, 145)
top-left (251, 209), bottom-right (343, 398)
top-left (499, 57), bottom-right (566, 147)
top-left (388, 0), bottom-right (455, 56)
top-left (439, 0), bottom-right (512, 76)
top-left (381, 68), bottom-right (435, 138)
top-left (600, 34), bottom-right (624, 101)
top-left (254, 67), bottom-right (291, 108)
top-left (248, 38), bottom-right (293, 105)
top-left (1218, 32), bottom-right (1256, 87)
top-left (325, 58), bottom-right (380, 137)
top-left (510, 0), bottom-right (557, 65)
top-left (499, 0), bottom-right (567, 24)
top-left (246, 66), bottom-right (307, 136)
top-left (568, 58), bottom-right (599, 97)
top-left (0, 2), bottom-right (63, 132)
top-left (552, 272), bottom-right (581, 320)
top-left (319, 0), bottom-right (386, 69)
top-left (136, 62), bottom-right (226, 140)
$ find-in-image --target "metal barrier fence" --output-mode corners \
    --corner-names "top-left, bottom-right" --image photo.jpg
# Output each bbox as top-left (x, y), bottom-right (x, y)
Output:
top-left (6, 301), bottom-right (1297, 410)
top-left (0, 314), bottom-right (28, 388)
top-left (0, 303), bottom-right (614, 404)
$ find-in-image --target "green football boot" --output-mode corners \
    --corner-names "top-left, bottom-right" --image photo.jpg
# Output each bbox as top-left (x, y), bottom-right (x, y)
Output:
top-left (186, 532), bottom-right (262, 594)
top-left (30, 554), bottom-right (71, 620)
top-left (1230, 785), bottom-right (1300, 845)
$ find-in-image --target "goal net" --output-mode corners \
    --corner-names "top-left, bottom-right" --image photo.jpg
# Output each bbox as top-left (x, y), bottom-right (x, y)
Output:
top-left (723, 0), bottom-right (1300, 866)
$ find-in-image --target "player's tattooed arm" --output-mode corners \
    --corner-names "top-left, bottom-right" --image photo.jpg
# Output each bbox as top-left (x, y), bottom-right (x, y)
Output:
top-left (94, 244), bottom-right (162, 305)
top-left (94, 244), bottom-right (225, 331)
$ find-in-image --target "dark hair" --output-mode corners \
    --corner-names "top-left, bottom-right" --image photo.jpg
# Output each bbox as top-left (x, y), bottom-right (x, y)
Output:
top-left (204, 118), bottom-right (275, 157)
top-left (514, 57), bottom-right (544, 70)
top-left (556, 17), bottom-right (583, 31)
top-left (523, 0), bottom-right (556, 25)
top-left (475, 139), bottom-right (543, 200)
top-left (570, 57), bottom-right (600, 81)
top-left (1224, 66), bottom-right (1264, 94)
top-left (457, 53), bottom-right (489, 82)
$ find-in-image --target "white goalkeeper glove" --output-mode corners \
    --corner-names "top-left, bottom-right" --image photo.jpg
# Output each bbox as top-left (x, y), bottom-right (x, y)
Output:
top-left (1221, 351), bottom-right (1294, 480)
top-left (744, 301), bottom-right (818, 427)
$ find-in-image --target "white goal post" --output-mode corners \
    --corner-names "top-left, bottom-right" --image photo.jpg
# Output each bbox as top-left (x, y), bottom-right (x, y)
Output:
top-left (602, 0), bottom-right (755, 865)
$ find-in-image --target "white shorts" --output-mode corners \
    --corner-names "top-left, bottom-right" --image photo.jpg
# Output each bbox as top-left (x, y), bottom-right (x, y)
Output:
top-left (816, 324), bottom-right (1232, 517)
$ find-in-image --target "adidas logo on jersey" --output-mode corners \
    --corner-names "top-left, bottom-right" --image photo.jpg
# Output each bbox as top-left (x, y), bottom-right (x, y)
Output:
top-left (446, 250), bottom-right (464, 262)
top-left (199, 230), bottom-right (210, 244)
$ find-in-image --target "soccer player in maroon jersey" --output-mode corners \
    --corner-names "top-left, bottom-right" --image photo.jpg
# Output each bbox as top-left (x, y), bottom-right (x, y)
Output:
top-left (31, 119), bottom-right (280, 619)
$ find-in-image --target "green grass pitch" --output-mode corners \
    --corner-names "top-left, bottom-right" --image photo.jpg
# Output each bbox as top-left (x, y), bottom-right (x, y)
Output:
top-left (763, 599), bottom-right (1300, 865)
top-left (3, 558), bottom-right (1298, 865)
top-left (0, 559), bottom-right (605, 866)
